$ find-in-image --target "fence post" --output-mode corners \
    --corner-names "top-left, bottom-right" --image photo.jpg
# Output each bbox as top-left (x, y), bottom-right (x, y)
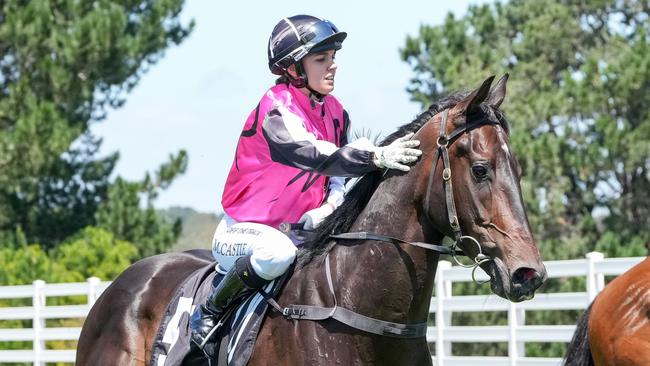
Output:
top-left (586, 252), bottom-right (605, 301)
top-left (516, 307), bottom-right (526, 356)
top-left (435, 261), bottom-right (452, 366)
top-left (443, 272), bottom-right (452, 357)
top-left (508, 302), bottom-right (525, 366)
top-left (87, 277), bottom-right (101, 307)
top-left (32, 280), bottom-right (45, 366)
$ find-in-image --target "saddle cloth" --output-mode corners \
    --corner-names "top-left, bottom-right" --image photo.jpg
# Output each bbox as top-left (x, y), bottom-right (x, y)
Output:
top-left (149, 262), bottom-right (283, 366)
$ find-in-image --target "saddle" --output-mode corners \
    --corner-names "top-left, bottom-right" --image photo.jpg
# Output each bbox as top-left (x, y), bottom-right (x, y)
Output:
top-left (149, 262), bottom-right (287, 366)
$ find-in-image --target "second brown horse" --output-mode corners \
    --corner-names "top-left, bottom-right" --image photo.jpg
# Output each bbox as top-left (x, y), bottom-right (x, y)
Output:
top-left (565, 257), bottom-right (650, 366)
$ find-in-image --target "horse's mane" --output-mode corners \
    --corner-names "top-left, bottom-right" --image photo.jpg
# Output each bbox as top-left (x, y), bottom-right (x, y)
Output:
top-left (296, 90), bottom-right (509, 268)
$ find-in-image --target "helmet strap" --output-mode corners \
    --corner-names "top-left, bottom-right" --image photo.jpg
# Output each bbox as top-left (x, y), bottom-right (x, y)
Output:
top-left (288, 62), bottom-right (325, 102)
top-left (306, 86), bottom-right (325, 103)
top-left (287, 62), bottom-right (307, 88)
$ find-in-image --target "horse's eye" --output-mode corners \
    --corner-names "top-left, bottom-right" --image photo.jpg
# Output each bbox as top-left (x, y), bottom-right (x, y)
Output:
top-left (472, 164), bottom-right (488, 180)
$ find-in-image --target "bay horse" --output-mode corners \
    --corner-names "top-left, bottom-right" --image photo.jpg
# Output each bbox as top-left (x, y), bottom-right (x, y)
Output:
top-left (564, 257), bottom-right (650, 366)
top-left (76, 74), bottom-right (547, 366)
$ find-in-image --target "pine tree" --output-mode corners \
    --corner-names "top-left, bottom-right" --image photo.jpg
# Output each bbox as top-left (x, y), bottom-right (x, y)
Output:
top-left (0, 0), bottom-right (193, 252)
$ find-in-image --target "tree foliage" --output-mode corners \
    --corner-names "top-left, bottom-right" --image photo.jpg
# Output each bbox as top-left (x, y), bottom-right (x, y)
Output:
top-left (401, 0), bottom-right (649, 260)
top-left (0, 0), bottom-right (193, 253)
top-left (95, 151), bottom-right (187, 257)
top-left (57, 226), bottom-right (138, 281)
top-left (0, 227), bottom-right (138, 354)
top-left (0, 227), bottom-right (137, 285)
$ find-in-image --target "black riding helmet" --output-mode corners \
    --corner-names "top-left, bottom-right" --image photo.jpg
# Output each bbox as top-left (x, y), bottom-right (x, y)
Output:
top-left (268, 15), bottom-right (347, 89)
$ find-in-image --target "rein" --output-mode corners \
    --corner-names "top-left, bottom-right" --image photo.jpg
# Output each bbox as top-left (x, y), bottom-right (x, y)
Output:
top-left (328, 231), bottom-right (461, 255)
top-left (268, 109), bottom-right (501, 338)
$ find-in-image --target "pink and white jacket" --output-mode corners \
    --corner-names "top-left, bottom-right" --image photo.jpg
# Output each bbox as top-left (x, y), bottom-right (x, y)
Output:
top-left (221, 83), bottom-right (377, 228)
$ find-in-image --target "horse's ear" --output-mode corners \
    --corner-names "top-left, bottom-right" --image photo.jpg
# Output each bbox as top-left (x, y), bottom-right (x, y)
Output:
top-left (486, 73), bottom-right (509, 108)
top-left (454, 75), bottom-right (495, 116)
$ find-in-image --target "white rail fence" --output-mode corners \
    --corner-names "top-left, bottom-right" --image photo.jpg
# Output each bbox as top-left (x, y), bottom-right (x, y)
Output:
top-left (0, 252), bottom-right (645, 365)
top-left (0, 277), bottom-right (111, 365)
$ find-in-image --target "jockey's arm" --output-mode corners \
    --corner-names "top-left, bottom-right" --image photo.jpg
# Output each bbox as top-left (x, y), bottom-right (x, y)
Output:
top-left (326, 176), bottom-right (345, 209)
top-left (298, 176), bottom-right (346, 229)
top-left (262, 107), bottom-right (378, 177)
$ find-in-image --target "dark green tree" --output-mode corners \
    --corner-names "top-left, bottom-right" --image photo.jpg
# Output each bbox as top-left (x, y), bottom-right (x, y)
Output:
top-left (95, 152), bottom-right (186, 257)
top-left (0, 0), bottom-right (193, 252)
top-left (401, 0), bottom-right (649, 261)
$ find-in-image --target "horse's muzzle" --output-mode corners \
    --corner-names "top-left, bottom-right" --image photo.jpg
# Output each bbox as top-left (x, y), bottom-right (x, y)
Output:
top-left (486, 259), bottom-right (547, 302)
top-left (509, 267), bottom-right (546, 302)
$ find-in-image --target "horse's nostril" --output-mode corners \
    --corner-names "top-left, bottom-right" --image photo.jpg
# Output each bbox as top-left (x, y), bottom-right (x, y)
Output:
top-left (512, 267), bottom-right (539, 286)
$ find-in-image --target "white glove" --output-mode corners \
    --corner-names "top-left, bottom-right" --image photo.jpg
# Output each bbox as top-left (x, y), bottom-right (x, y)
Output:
top-left (373, 132), bottom-right (422, 172)
top-left (298, 203), bottom-right (335, 230)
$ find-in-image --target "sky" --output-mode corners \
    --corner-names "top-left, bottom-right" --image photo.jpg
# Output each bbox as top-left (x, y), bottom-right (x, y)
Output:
top-left (91, 0), bottom-right (493, 214)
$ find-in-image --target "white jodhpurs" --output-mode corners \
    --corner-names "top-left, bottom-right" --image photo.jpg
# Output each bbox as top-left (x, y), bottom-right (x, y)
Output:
top-left (211, 214), bottom-right (297, 280)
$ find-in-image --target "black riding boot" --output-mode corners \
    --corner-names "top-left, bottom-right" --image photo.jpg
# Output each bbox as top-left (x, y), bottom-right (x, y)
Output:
top-left (190, 255), bottom-right (269, 352)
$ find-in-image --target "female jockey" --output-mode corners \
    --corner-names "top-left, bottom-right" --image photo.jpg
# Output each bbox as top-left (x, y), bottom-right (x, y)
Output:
top-left (190, 14), bottom-right (422, 351)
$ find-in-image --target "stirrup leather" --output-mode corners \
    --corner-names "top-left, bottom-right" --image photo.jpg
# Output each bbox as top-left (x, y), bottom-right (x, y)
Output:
top-left (190, 254), bottom-right (270, 352)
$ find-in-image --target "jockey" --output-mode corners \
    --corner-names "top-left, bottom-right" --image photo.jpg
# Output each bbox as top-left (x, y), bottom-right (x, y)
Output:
top-left (190, 14), bottom-right (422, 351)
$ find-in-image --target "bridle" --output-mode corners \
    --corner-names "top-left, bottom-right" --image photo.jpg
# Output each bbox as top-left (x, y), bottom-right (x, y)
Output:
top-left (422, 108), bottom-right (497, 282)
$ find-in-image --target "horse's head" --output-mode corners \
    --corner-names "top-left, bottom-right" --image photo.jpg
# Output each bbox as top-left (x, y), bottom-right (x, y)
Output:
top-left (418, 75), bottom-right (546, 302)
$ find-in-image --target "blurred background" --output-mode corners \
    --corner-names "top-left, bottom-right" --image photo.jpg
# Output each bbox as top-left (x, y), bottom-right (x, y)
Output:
top-left (1, 0), bottom-right (648, 360)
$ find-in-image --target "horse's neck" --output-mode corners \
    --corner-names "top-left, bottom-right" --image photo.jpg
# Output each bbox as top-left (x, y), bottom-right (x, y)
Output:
top-left (350, 171), bottom-right (443, 244)
top-left (330, 174), bottom-right (442, 323)
top-left (350, 175), bottom-right (422, 234)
